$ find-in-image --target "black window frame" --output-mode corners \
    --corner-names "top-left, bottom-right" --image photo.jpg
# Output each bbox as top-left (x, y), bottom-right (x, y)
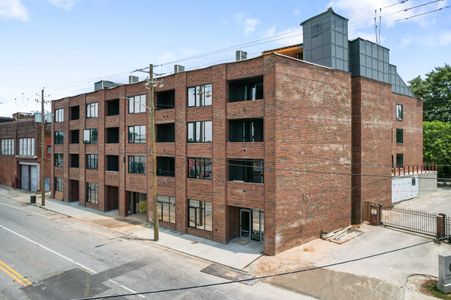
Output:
top-left (228, 159), bottom-right (264, 184)
top-left (86, 154), bottom-right (98, 170)
top-left (128, 155), bottom-right (146, 174)
top-left (54, 131), bottom-right (64, 145)
top-left (128, 94), bottom-right (146, 114)
top-left (86, 102), bottom-right (98, 119)
top-left (187, 84), bottom-right (212, 107)
top-left (396, 153), bottom-right (404, 167)
top-left (128, 125), bottom-right (146, 144)
top-left (106, 99), bottom-right (120, 116)
top-left (228, 118), bottom-right (263, 142)
top-left (396, 128), bottom-right (404, 144)
top-left (188, 199), bottom-right (212, 231)
top-left (157, 156), bottom-right (175, 177)
top-left (156, 123), bottom-right (175, 143)
top-left (83, 128), bottom-right (98, 144)
top-left (187, 157), bottom-right (212, 180)
top-left (228, 76), bottom-right (263, 102)
top-left (187, 121), bottom-right (212, 143)
top-left (70, 106), bottom-right (80, 120)
top-left (156, 90), bottom-right (175, 110)
top-left (396, 104), bottom-right (404, 121)
top-left (157, 195), bottom-right (176, 223)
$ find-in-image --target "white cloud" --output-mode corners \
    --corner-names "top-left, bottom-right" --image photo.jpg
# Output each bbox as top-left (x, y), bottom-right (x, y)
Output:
top-left (439, 31), bottom-right (451, 45)
top-left (263, 25), bottom-right (303, 46)
top-left (48, 0), bottom-right (75, 11)
top-left (232, 14), bottom-right (260, 35)
top-left (0, 0), bottom-right (28, 22)
top-left (244, 17), bottom-right (259, 34)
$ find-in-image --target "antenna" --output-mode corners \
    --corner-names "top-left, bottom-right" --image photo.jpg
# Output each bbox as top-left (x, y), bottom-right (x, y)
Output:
top-left (379, 8), bottom-right (382, 44)
top-left (374, 9), bottom-right (378, 44)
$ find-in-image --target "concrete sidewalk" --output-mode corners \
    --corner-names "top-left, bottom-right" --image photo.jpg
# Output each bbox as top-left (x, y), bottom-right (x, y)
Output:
top-left (0, 185), bottom-right (263, 270)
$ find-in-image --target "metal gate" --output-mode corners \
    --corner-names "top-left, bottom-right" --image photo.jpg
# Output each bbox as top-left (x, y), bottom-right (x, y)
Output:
top-left (381, 207), bottom-right (437, 237)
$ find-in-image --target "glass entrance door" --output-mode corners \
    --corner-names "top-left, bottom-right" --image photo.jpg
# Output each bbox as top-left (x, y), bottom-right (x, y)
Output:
top-left (240, 209), bottom-right (251, 238)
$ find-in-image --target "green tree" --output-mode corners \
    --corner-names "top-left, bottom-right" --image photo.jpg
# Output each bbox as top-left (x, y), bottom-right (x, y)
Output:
top-left (423, 121), bottom-right (451, 178)
top-left (409, 64), bottom-right (451, 122)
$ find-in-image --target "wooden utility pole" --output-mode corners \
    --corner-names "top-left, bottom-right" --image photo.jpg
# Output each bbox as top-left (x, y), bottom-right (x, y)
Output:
top-left (40, 88), bottom-right (45, 206)
top-left (148, 64), bottom-right (159, 241)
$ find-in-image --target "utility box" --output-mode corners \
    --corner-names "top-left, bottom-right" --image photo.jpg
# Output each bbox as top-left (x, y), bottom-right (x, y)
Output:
top-left (438, 254), bottom-right (451, 293)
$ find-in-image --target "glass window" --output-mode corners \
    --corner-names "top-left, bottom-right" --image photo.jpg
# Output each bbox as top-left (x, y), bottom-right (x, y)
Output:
top-left (128, 125), bottom-right (146, 143)
top-left (187, 84), bottom-right (212, 107)
top-left (396, 104), bottom-right (403, 120)
top-left (157, 195), bottom-right (176, 223)
top-left (55, 108), bottom-right (64, 122)
top-left (396, 128), bottom-right (403, 144)
top-left (228, 159), bottom-right (264, 183)
top-left (86, 102), bottom-right (98, 118)
top-left (128, 156), bottom-right (146, 174)
top-left (86, 154), bottom-right (98, 170)
top-left (157, 156), bottom-right (175, 177)
top-left (1, 139), bottom-right (15, 155)
top-left (83, 129), bottom-right (98, 144)
top-left (187, 158), bottom-right (212, 180)
top-left (187, 121), bottom-right (212, 143)
top-left (228, 76), bottom-right (263, 102)
top-left (396, 153), bottom-right (404, 167)
top-left (54, 177), bottom-right (63, 192)
top-left (19, 138), bottom-right (35, 156)
top-left (86, 182), bottom-right (98, 204)
top-left (128, 95), bottom-right (146, 114)
top-left (54, 131), bottom-right (64, 145)
top-left (70, 154), bottom-right (79, 168)
top-left (54, 153), bottom-right (63, 167)
top-left (188, 199), bottom-right (212, 231)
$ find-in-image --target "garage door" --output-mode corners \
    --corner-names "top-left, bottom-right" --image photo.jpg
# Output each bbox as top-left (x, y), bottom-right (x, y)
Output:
top-left (21, 165), bottom-right (29, 190)
top-left (30, 166), bottom-right (38, 192)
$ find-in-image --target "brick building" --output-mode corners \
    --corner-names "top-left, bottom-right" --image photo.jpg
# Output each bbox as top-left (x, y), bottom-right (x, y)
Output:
top-left (0, 114), bottom-right (51, 192)
top-left (50, 8), bottom-right (423, 255)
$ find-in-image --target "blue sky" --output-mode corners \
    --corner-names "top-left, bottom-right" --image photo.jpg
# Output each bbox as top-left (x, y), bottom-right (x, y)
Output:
top-left (0, 0), bottom-right (450, 116)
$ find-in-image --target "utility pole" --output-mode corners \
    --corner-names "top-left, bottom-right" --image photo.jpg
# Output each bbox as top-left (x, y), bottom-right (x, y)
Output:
top-left (148, 64), bottom-right (159, 241)
top-left (40, 88), bottom-right (45, 206)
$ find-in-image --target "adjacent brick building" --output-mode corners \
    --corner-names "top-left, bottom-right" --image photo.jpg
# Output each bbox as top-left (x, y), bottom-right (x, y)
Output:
top-left (50, 8), bottom-right (423, 255)
top-left (0, 114), bottom-right (51, 192)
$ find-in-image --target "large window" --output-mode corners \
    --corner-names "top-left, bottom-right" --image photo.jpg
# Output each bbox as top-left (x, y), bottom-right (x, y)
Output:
top-left (54, 177), bottom-right (63, 192)
top-left (228, 118), bottom-right (263, 142)
top-left (157, 195), bottom-right (175, 223)
top-left (55, 108), bottom-right (64, 122)
top-left (106, 127), bottom-right (119, 144)
top-left (128, 156), bottom-right (146, 174)
top-left (83, 129), bottom-right (98, 144)
top-left (106, 99), bottom-right (119, 116)
top-left (86, 182), bottom-right (98, 204)
top-left (128, 95), bottom-right (146, 114)
top-left (70, 154), bottom-right (79, 168)
top-left (396, 104), bottom-right (404, 121)
top-left (128, 125), bottom-right (146, 144)
top-left (106, 155), bottom-right (119, 172)
top-left (19, 138), bottom-right (35, 156)
top-left (86, 102), bottom-right (98, 118)
top-left (187, 84), bottom-right (212, 107)
top-left (228, 76), bottom-right (263, 102)
top-left (157, 156), bottom-right (175, 177)
top-left (1, 139), bottom-right (14, 155)
top-left (156, 123), bottom-right (175, 142)
top-left (54, 131), bottom-right (64, 145)
top-left (86, 154), bottom-right (98, 170)
top-left (228, 159), bottom-right (264, 183)
top-left (70, 106), bottom-right (79, 120)
top-left (188, 200), bottom-right (212, 231)
top-left (396, 153), bottom-right (404, 168)
top-left (54, 153), bottom-right (63, 167)
top-left (396, 128), bottom-right (404, 144)
top-left (187, 121), bottom-right (212, 143)
top-left (156, 90), bottom-right (175, 110)
top-left (70, 130), bottom-right (79, 144)
top-left (188, 158), bottom-right (212, 180)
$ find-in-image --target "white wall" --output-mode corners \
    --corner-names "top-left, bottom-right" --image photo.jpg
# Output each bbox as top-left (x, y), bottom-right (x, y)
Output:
top-left (392, 176), bottom-right (419, 203)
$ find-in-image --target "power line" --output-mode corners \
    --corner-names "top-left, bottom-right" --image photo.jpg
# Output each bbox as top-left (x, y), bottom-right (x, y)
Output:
top-left (395, 4), bottom-right (450, 21)
top-left (72, 238), bottom-right (437, 300)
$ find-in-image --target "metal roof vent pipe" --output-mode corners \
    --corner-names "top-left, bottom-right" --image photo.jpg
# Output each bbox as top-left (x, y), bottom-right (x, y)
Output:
top-left (174, 64), bottom-right (185, 73)
top-left (236, 50), bottom-right (247, 61)
top-left (129, 75), bottom-right (139, 84)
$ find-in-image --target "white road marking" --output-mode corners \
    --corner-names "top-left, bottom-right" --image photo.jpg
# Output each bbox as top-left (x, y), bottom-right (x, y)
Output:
top-left (0, 224), bottom-right (145, 298)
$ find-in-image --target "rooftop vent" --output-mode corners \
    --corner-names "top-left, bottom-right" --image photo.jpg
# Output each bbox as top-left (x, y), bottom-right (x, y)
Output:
top-left (174, 64), bottom-right (185, 74)
top-left (129, 75), bottom-right (139, 84)
top-left (236, 50), bottom-right (247, 61)
top-left (94, 80), bottom-right (121, 91)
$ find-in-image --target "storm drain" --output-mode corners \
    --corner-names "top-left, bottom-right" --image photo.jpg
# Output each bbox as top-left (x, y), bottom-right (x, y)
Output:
top-left (201, 263), bottom-right (257, 286)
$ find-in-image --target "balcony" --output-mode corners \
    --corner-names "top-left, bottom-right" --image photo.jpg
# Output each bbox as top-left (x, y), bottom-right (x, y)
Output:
top-left (228, 76), bottom-right (263, 103)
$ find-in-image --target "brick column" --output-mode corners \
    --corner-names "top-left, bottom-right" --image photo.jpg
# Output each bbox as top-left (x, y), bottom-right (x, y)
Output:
top-left (119, 87), bottom-right (127, 216)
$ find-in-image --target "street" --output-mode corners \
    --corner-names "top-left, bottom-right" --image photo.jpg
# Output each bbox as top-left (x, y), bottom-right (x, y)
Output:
top-left (0, 193), bottom-right (306, 300)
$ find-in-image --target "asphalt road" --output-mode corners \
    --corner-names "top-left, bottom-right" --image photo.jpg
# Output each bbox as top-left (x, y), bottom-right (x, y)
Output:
top-left (0, 194), bottom-right (308, 300)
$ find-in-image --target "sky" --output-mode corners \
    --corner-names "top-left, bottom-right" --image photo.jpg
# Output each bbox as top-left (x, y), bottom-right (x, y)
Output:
top-left (0, 0), bottom-right (450, 116)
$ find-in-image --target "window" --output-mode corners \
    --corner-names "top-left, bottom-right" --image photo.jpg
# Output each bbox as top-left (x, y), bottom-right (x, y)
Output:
top-left (1, 139), bottom-right (14, 155)
top-left (128, 125), bottom-right (146, 144)
top-left (70, 154), bottom-right (79, 168)
top-left (396, 128), bottom-right (404, 144)
top-left (106, 155), bottom-right (119, 172)
top-left (54, 153), bottom-right (63, 167)
top-left (228, 76), bottom-right (263, 102)
top-left (83, 129), bottom-right (98, 144)
top-left (228, 159), bottom-right (264, 183)
top-left (106, 127), bottom-right (119, 143)
top-left (396, 104), bottom-right (403, 120)
top-left (188, 158), bottom-right (212, 180)
top-left (86, 182), bottom-right (98, 204)
top-left (86, 154), bottom-right (98, 170)
top-left (157, 156), bottom-right (175, 177)
top-left (86, 102), bottom-right (98, 118)
top-left (157, 195), bottom-right (175, 223)
top-left (70, 106), bottom-right (79, 120)
top-left (156, 90), bottom-right (175, 110)
top-left (188, 199), bottom-right (212, 231)
top-left (156, 123), bottom-right (175, 142)
top-left (54, 177), bottom-right (63, 192)
top-left (106, 99), bottom-right (119, 116)
top-left (54, 131), bottom-right (64, 145)
top-left (55, 108), bottom-right (64, 122)
top-left (70, 130), bottom-right (79, 144)
top-left (128, 95), bottom-right (146, 114)
top-left (187, 84), bottom-right (212, 107)
top-left (47, 146), bottom-right (52, 154)
top-left (396, 153), bottom-right (404, 167)
top-left (228, 118), bottom-right (263, 142)
top-left (19, 138), bottom-right (35, 156)
top-left (128, 156), bottom-right (146, 174)
top-left (187, 121), bottom-right (212, 143)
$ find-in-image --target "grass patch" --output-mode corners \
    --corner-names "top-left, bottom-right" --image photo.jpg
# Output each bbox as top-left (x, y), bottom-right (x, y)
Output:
top-left (421, 279), bottom-right (451, 299)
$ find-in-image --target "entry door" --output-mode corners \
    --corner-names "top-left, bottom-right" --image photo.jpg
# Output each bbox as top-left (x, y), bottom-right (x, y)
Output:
top-left (240, 209), bottom-right (252, 238)
top-left (30, 166), bottom-right (38, 192)
top-left (21, 165), bottom-right (29, 191)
